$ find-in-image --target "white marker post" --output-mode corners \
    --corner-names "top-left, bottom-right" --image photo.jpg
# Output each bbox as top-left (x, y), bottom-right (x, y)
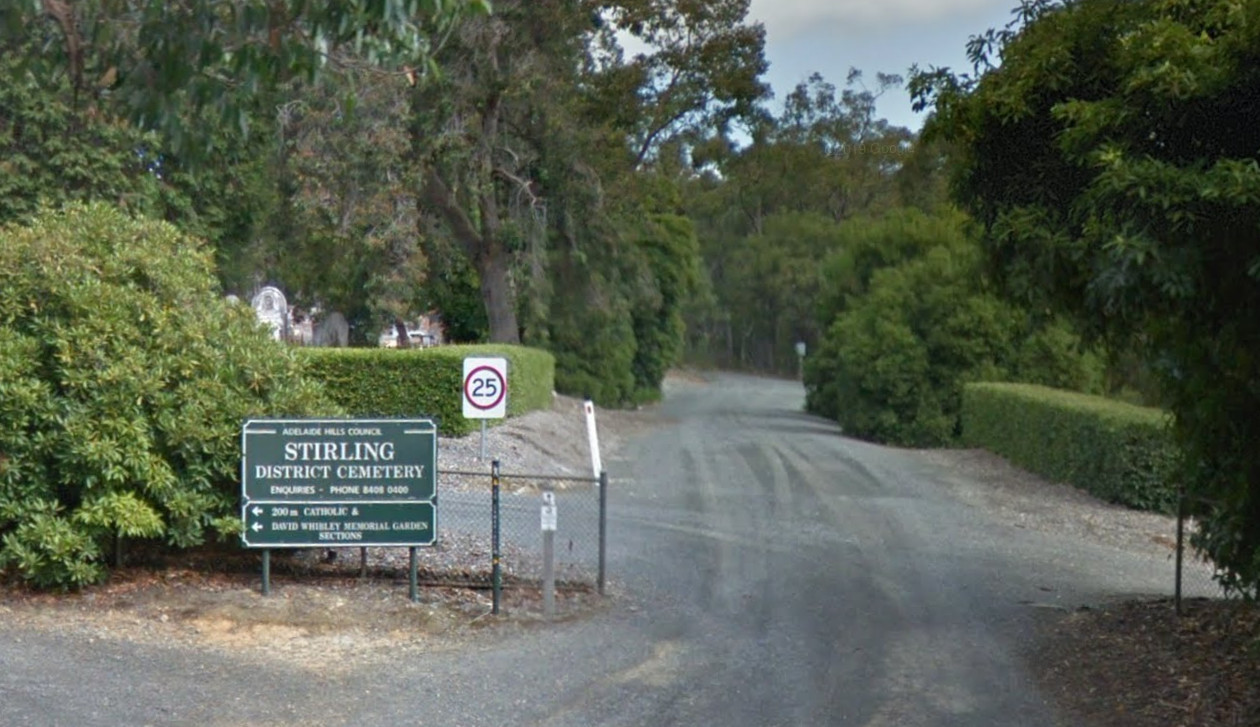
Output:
top-left (541, 490), bottom-right (557, 619)
top-left (584, 399), bottom-right (602, 484)
top-left (463, 357), bottom-right (508, 460)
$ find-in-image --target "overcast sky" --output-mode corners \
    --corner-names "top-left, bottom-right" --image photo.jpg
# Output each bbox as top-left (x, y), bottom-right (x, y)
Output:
top-left (748, 0), bottom-right (1019, 131)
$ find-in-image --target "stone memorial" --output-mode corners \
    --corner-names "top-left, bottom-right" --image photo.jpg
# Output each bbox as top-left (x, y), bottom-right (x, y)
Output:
top-left (251, 286), bottom-right (288, 341)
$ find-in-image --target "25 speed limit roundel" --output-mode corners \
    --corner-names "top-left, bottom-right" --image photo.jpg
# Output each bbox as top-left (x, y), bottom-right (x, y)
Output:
top-left (462, 357), bottom-right (508, 419)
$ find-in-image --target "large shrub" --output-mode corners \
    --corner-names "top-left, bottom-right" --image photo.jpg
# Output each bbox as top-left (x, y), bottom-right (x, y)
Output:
top-left (0, 204), bottom-right (333, 589)
top-left (528, 213), bottom-right (699, 408)
top-left (806, 239), bottom-right (1102, 447)
top-left (548, 276), bottom-right (639, 406)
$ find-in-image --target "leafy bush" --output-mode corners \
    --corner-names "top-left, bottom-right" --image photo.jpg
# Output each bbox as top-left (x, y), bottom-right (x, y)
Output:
top-left (961, 383), bottom-right (1178, 514)
top-left (0, 204), bottom-right (333, 589)
top-left (552, 312), bottom-right (638, 406)
top-left (918, 0), bottom-right (1260, 595)
top-left (806, 237), bottom-right (1102, 447)
top-left (815, 207), bottom-right (972, 320)
top-left (297, 344), bottom-right (555, 437)
top-left (0, 51), bottom-right (165, 227)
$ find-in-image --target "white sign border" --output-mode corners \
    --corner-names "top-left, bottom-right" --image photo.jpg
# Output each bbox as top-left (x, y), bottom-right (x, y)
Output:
top-left (462, 357), bottom-right (509, 419)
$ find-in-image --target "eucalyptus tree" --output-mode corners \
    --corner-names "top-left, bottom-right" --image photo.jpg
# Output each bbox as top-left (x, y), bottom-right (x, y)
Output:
top-left (256, 71), bottom-right (426, 342)
top-left (410, 0), bottom-right (767, 362)
top-left (589, 0), bottom-right (768, 168)
top-left (0, 19), bottom-right (278, 293)
top-left (410, 0), bottom-right (589, 344)
top-left (5, 0), bottom-right (486, 154)
top-left (681, 70), bottom-right (916, 371)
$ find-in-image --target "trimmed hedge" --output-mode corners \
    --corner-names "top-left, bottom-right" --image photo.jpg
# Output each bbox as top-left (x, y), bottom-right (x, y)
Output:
top-left (961, 382), bottom-right (1178, 514)
top-left (296, 344), bottom-right (555, 437)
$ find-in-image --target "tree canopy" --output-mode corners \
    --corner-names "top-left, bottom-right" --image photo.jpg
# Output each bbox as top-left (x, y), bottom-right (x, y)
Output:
top-left (681, 69), bottom-right (929, 372)
top-left (914, 0), bottom-right (1260, 594)
top-left (3, 0), bottom-right (487, 153)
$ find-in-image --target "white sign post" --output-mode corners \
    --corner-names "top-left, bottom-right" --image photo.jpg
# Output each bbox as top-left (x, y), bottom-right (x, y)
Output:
top-left (463, 357), bottom-right (508, 460)
top-left (541, 490), bottom-right (557, 618)
top-left (583, 399), bottom-right (602, 484)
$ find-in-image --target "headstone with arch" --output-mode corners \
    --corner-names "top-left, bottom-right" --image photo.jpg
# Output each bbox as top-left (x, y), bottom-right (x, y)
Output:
top-left (251, 286), bottom-right (288, 341)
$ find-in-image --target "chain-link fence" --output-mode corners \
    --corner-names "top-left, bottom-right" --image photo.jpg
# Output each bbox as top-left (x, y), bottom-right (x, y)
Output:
top-left (437, 461), bottom-right (606, 613)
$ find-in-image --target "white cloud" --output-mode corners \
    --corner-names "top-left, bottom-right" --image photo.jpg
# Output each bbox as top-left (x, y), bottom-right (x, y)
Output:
top-left (750, 0), bottom-right (1009, 40)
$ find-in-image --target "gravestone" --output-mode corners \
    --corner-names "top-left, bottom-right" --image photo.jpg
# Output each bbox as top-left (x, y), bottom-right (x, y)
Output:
top-left (314, 311), bottom-right (350, 347)
top-left (251, 286), bottom-right (288, 341)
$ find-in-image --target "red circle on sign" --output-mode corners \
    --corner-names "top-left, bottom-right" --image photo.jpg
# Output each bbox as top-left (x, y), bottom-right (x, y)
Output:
top-left (464, 365), bottom-right (507, 410)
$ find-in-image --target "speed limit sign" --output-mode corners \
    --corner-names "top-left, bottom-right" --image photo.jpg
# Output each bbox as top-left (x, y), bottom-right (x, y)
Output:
top-left (462, 357), bottom-right (508, 419)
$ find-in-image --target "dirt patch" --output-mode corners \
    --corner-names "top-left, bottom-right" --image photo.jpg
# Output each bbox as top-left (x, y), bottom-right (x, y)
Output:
top-left (1028, 598), bottom-right (1260, 726)
top-left (0, 547), bottom-right (609, 671)
top-left (439, 391), bottom-right (659, 493)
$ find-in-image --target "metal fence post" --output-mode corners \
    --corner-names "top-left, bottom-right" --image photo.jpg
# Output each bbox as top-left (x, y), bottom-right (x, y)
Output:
top-left (492, 459), bottom-right (502, 615)
top-left (598, 469), bottom-right (608, 596)
top-left (409, 547), bottom-right (419, 602)
top-left (1176, 484), bottom-right (1186, 616)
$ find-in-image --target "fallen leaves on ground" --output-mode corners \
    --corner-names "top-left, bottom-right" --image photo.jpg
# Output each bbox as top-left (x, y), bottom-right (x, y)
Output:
top-left (1030, 598), bottom-right (1260, 727)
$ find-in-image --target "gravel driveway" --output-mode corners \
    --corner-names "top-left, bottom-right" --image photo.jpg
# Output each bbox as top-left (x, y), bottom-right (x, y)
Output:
top-left (0, 373), bottom-right (1197, 726)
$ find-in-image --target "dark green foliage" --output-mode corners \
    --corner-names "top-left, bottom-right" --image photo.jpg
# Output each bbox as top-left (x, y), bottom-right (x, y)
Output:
top-left (721, 212), bottom-right (848, 373)
top-left (297, 345), bottom-right (555, 437)
top-left (814, 208), bottom-right (969, 319)
top-left (420, 246), bottom-right (489, 344)
top-left (5, 0), bottom-right (486, 157)
top-left (962, 383), bottom-right (1178, 514)
top-left (0, 49), bottom-right (166, 226)
top-left (0, 204), bottom-right (333, 589)
top-left (547, 270), bottom-right (639, 407)
top-left (805, 211), bottom-right (1102, 447)
top-left (679, 69), bottom-right (925, 374)
top-left (915, 0), bottom-right (1260, 594)
top-left (628, 215), bottom-right (701, 403)
top-left (533, 206), bottom-right (700, 408)
top-left (1, 27), bottom-right (284, 302)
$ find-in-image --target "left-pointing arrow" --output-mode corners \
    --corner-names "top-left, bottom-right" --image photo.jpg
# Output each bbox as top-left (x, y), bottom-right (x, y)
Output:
top-left (251, 522), bottom-right (264, 532)
top-left (252, 506), bottom-right (263, 516)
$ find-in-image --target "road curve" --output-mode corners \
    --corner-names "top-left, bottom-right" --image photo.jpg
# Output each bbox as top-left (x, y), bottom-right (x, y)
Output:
top-left (1, 373), bottom-right (1176, 726)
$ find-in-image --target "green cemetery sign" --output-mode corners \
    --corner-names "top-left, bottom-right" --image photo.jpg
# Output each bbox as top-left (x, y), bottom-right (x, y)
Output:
top-left (240, 419), bottom-right (437, 548)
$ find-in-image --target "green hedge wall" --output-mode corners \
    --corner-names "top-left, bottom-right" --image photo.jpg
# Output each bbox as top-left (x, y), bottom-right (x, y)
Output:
top-left (961, 382), bottom-right (1178, 514)
top-left (296, 344), bottom-right (555, 437)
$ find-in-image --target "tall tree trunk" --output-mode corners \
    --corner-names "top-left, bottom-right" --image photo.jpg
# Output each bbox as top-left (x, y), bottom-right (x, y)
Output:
top-left (394, 319), bottom-right (411, 349)
top-left (478, 243), bottom-right (520, 343)
top-left (418, 169), bottom-right (521, 343)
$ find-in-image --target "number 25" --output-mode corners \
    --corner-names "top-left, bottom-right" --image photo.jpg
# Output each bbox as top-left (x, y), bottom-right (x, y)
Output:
top-left (473, 377), bottom-right (498, 398)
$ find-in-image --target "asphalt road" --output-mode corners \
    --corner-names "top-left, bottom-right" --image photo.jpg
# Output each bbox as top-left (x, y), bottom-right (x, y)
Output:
top-left (1, 374), bottom-right (1178, 726)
